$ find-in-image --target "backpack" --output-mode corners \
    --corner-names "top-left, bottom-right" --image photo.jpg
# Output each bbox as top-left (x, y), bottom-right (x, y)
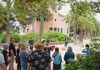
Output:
top-left (2, 50), bottom-right (9, 66)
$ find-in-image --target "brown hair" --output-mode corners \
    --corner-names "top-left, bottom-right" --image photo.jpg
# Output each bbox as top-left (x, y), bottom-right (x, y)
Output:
top-left (18, 43), bottom-right (22, 49)
top-left (35, 43), bottom-right (45, 51)
top-left (67, 46), bottom-right (72, 52)
top-left (55, 47), bottom-right (59, 53)
top-left (20, 44), bottom-right (28, 52)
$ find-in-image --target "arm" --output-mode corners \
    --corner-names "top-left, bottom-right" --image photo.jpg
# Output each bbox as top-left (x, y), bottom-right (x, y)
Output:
top-left (60, 54), bottom-right (62, 62)
top-left (52, 52), bottom-right (57, 58)
top-left (27, 63), bottom-right (30, 70)
top-left (73, 53), bottom-right (75, 59)
top-left (10, 50), bottom-right (14, 58)
top-left (1, 63), bottom-right (7, 70)
top-left (0, 54), bottom-right (7, 70)
top-left (64, 53), bottom-right (67, 61)
top-left (48, 62), bottom-right (51, 70)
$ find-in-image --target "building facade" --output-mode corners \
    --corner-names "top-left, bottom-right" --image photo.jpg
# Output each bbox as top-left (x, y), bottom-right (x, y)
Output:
top-left (25, 12), bottom-right (69, 35)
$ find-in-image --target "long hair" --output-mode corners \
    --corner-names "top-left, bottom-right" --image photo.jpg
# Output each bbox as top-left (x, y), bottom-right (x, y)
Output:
top-left (20, 44), bottom-right (27, 52)
top-left (67, 46), bottom-right (72, 52)
top-left (55, 47), bottom-right (59, 53)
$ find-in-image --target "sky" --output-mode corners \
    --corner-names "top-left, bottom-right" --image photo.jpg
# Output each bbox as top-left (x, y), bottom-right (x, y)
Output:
top-left (59, 4), bottom-right (100, 21)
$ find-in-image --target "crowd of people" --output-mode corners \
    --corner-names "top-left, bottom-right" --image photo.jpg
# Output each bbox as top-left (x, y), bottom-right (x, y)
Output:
top-left (0, 38), bottom-right (90, 70)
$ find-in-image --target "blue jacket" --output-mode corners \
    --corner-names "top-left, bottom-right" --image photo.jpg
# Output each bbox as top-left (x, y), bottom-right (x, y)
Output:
top-left (64, 51), bottom-right (75, 61)
top-left (82, 49), bottom-right (90, 54)
top-left (20, 51), bottom-right (28, 70)
top-left (52, 53), bottom-right (62, 64)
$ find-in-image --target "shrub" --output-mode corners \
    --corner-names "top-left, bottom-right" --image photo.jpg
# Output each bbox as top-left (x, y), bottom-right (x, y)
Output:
top-left (64, 37), bottom-right (100, 70)
top-left (0, 32), bottom-right (21, 43)
top-left (21, 32), bottom-right (38, 43)
top-left (43, 31), bottom-right (71, 42)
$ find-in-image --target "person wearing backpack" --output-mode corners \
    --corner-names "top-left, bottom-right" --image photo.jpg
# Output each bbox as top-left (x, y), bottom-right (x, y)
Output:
top-left (44, 40), bottom-right (53, 55)
top-left (2, 44), bottom-right (9, 67)
top-left (52, 47), bottom-right (62, 70)
top-left (29, 37), bottom-right (34, 50)
top-left (16, 44), bottom-right (21, 70)
top-left (0, 52), bottom-right (7, 70)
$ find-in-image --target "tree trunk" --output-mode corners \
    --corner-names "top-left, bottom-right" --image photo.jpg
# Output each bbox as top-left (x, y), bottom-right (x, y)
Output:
top-left (73, 25), bottom-right (77, 44)
top-left (38, 17), bottom-right (44, 42)
top-left (84, 30), bottom-right (86, 40)
top-left (79, 30), bottom-right (84, 42)
top-left (6, 18), bottom-right (10, 44)
top-left (32, 21), bottom-right (34, 32)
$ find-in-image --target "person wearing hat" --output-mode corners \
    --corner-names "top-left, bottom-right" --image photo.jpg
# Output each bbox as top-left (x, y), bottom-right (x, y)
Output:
top-left (2, 44), bottom-right (9, 67)
top-left (27, 43), bottom-right (52, 70)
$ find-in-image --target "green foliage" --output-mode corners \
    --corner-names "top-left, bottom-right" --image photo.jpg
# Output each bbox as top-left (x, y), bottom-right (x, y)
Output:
top-left (66, 1), bottom-right (96, 31)
top-left (64, 59), bottom-right (80, 70)
top-left (21, 32), bottom-right (38, 43)
top-left (43, 31), bottom-right (70, 42)
top-left (64, 37), bottom-right (100, 70)
top-left (21, 31), bottom-right (70, 42)
top-left (0, 32), bottom-right (21, 43)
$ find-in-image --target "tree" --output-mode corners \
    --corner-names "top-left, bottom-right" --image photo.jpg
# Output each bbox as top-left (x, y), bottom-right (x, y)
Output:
top-left (65, 1), bottom-right (97, 42)
top-left (14, 0), bottom-right (66, 42)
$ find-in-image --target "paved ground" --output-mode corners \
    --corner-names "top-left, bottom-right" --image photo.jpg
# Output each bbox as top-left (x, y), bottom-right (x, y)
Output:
top-left (12, 39), bottom-right (90, 70)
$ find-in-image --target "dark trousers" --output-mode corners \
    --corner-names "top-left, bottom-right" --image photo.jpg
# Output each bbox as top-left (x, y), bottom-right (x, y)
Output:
top-left (53, 63), bottom-right (61, 70)
top-left (65, 61), bottom-right (69, 64)
top-left (30, 45), bottom-right (33, 50)
top-left (17, 62), bottom-right (21, 70)
top-left (65, 42), bottom-right (68, 47)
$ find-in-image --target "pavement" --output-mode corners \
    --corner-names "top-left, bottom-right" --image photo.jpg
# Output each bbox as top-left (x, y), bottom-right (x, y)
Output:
top-left (11, 39), bottom-right (91, 70)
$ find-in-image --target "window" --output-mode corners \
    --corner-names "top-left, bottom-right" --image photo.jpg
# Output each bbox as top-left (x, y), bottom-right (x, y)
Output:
top-left (49, 27), bottom-right (53, 30)
top-left (27, 28), bottom-right (29, 32)
top-left (54, 28), bottom-right (57, 31)
top-left (58, 28), bottom-right (59, 32)
top-left (55, 19), bottom-right (56, 21)
top-left (44, 18), bottom-right (46, 21)
top-left (37, 18), bottom-right (40, 21)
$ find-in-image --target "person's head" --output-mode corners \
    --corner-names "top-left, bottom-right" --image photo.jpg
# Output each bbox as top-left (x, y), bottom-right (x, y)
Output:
top-left (67, 46), bottom-right (73, 52)
top-left (10, 39), bottom-right (15, 43)
top-left (35, 43), bottom-right (45, 51)
top-left (55, 47), bottom-right (59, 53)
top-left (18, 43), bottom-right (22, 49)
top-left (20, 44), bottom-right (28, 52)
top-left (3, 44), bottom-right (9, 50)
top-left (85, 44), bottom-right (89, 49)
top-left (45, 40), bottom-right (50, 46)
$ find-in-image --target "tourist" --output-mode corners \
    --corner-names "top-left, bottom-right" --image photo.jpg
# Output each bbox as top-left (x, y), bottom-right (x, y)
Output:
top-left (44, 40), bottom-right (53, 55)
top-left (41, 37), bottom-right (45, 44)
top-left (52, 47), bottom-right (62, 70)
top-left (9, 39), bottom-right (16, 70)
top-left (2, 44), bottom-right (9, 67)
top-left (29, 37), bottom-right (34, 50)
top-left (82, 44), bottom-right (90, 54)
top-left (16, 44), bottom-right (21, 70)
top-left (27, 43), bottom-right (52, 70)
top-left (0, 52), bottom-right (7, 70)
top-left (64, 46), bottom-right (75, 64)
top-left (20, 44), bottom-right (28, 70)
top-left (65, 37), bottom-right (68, 47)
